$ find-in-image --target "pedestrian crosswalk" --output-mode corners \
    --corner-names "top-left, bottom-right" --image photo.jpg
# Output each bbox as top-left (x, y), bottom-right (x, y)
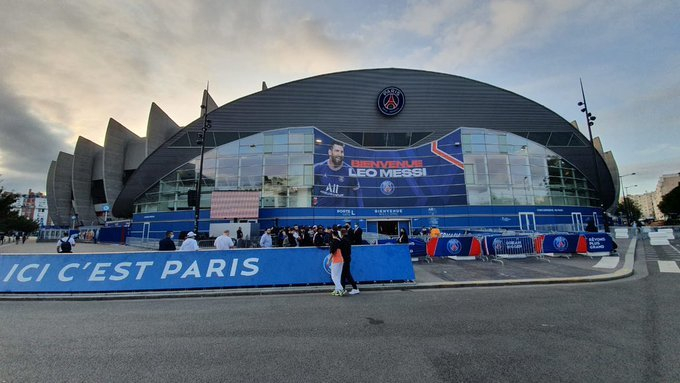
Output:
top-left (657, 261), bottom-right (680, 273)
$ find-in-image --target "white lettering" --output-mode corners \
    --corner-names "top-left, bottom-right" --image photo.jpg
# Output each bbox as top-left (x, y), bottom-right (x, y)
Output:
top-left (89, 263), bottom-right (111, 282)
top-left (17, 264), bottom-right (40, 282)
top-left (180, 261), bottom-right (201, 279)
top-left (135, 261), bottom-right (154, 280)
top-left (206, 259), bottom-right (226, 277)
top-left (229, 258), bottom-right (239, 277)
top-left (59, 263), bottom-right (80, 282)
top-left (3, 264), bottom-right (18, 282)
top-left (36, 264), bottom-right (50, 282)
top-left (161, 261), bottom-right (182, 279)
top-left (110, 262), bottom-right (132, 281)
top-left (240, 258), bottom-right (260, 276)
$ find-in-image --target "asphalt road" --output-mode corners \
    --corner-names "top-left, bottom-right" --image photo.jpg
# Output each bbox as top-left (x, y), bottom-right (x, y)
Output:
top-left (1, 239), bottom-right (679, 382)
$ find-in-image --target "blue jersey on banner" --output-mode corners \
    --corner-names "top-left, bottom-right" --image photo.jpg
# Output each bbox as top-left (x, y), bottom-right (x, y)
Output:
top-left (313, 159), bottom-right (363, 207)
top-left (313, 129), bottom-right (467, 208)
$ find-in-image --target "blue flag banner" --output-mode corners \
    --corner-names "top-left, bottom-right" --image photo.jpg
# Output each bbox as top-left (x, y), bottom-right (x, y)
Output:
top-left (581, 233), bottom-right (613, 253)
top-left (541, 234), bottom-right (580, 254)
top-left (0, 245), bottom-right (415, 294)
top-left (482, 235), bottom-right (535, 256)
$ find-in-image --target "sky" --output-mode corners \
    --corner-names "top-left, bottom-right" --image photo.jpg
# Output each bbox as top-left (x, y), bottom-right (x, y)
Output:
top-left (0, 0), bottom-right (677, 196)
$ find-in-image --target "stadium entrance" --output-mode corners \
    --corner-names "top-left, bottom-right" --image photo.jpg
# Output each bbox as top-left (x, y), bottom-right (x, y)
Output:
top-left (370, 220), bottom-right (411, 237)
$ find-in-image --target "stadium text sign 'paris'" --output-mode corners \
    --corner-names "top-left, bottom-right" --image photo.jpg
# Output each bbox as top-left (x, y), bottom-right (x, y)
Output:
top-left (377, 86), bottom-right (405, 116)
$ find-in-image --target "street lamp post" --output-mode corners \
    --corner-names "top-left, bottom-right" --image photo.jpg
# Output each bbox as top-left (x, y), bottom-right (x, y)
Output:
top-left (624, 184), bottom-right (638, 225)
top-left (578, 79), bottom-right (608, 232)
top-left (619, 172), bottom-right (636, 225)
top-left (193, 92), bottom-right (212, 235)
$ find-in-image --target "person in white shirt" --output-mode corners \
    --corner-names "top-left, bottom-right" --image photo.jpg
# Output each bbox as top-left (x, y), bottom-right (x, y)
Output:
top-left (56, 232), bottom-right (76, 253)
top-left (259, 228), bottom-right (273, 248)
top-left (179, 231), bottom-right (200, 251)
top-left (214, 230), bottom-right (235, 250)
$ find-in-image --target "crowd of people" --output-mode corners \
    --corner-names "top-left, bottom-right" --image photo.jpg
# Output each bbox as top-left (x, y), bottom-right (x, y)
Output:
top-left (272, 223), bottom-right (364, 248)
top-left (0, 231), bottom-right (28, 245)
top-left (156, 223), bottom-right (363, 296)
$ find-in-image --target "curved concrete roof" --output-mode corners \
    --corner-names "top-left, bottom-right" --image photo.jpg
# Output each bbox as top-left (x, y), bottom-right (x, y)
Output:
top-left (103, 118), bottom-right (142, 217)
top-left (113, 68), bottom-right (615, 217)
top-left (72, 137), bottom-right (101, 225)
top-left (145, 103), bottom-right (180, 157)
top-left (46, 160), bottom-right (59, 226)
top-left (51, 152), bottom-right (74, 227)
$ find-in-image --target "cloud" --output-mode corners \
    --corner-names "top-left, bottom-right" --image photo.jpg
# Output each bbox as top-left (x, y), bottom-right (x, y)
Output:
top-left (0, 82), bottom-right (72, 193)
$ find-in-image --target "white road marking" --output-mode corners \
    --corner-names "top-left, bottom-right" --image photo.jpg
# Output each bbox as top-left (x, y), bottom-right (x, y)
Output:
top-left (657, 261), bottom-right (680, 273)
top-left (594, 257), bottom-right (620, 269)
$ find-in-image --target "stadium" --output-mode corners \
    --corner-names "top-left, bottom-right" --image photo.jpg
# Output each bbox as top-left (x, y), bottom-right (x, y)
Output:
top-left (46, 68), bottom-right (619, 241)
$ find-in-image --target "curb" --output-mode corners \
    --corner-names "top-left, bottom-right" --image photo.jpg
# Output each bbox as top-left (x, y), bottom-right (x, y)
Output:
top-left (0, 238), bottom-right (636, 301)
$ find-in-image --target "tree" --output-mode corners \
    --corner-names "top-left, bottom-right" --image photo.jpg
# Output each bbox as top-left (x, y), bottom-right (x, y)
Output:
top-left (0, 187), bottom-right (40, 234)
top-left (658, 186), bottom-right (680, 224)
top-left (616, 196), bottom-right (642, 224)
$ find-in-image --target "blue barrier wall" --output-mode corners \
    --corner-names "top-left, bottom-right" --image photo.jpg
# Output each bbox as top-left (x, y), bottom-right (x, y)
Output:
top-left (98, 226), bottom-right (127, 243)
top-left (0, 245), bottom-right (414, 294)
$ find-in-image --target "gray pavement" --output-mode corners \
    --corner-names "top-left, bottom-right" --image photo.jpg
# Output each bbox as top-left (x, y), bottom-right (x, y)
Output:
top-left (1, 237), bottom-right (678, 382)
top-left (0, 235), bottom-right (634, 299)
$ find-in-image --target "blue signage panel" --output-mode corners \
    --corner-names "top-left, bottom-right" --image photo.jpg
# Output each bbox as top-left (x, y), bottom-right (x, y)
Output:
top-left (312, 129), bottom-right (467, 208)
top-left (482, 235), bottom-right (535, 256)
top-left (541, 234), bottom-right (580, 254)
top-left (582, 233), bottom-right (613, 253)
top-left (0, 245), bottom-right (414, 293)
top-left (431, 236), bottom-right (475, 257)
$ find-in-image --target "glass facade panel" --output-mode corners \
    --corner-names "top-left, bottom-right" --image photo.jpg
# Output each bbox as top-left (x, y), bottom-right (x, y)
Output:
top-left (462, 127), bottom-right (597, 207)
top-left (135, 126), bottom-right (598, 213)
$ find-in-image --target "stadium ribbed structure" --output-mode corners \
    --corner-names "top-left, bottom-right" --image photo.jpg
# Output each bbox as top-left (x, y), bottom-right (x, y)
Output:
top-left (46, 68), bottom-right (619, 237)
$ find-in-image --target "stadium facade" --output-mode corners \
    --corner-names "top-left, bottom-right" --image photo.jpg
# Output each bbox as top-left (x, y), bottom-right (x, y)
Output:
top-left (46, 68), bottom-right (619, 239)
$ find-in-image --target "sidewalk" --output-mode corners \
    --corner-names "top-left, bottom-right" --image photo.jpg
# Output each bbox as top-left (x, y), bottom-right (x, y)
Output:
top-left (0, 237), bottom-right (146, 255)
top-left (0, 236), bottom-right (635, 300)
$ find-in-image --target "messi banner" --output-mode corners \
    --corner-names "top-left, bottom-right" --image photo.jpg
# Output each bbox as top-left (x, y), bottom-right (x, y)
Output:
top-left (312, 129), bottom-right (467, 208)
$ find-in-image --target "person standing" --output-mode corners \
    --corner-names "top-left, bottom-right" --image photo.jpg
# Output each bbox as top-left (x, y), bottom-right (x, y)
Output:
top-left (585, 220), bottom-right (598, 233)
top-left (328, 231), bottom-right (345, 296)
top-left (313, 226), bottom-right (324, 247)
top-left (340, 228), bottom-right (359, 295)
top-left (397, 228), bottom-right (409, 244)
top-left (345, 223), bottom-right (354, 243)
top-left (259, 228), bottom-right (273, 248)
top-left (354, 224), bottom-right (363, 245)
top-left (56, 232), bottom-right (75, 253)
top-left (179, 231), bottom-right (199, 251)
top-left (158, 231), bottom-right (176, 251)
top-left (236, 227), bottom-right (244, 248)
top-left (214, 230), bottom-right (235, 250)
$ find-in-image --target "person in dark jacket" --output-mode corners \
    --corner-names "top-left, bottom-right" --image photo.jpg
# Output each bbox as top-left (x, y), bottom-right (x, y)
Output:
top-left (585, 220), bottom-right (598, 233)
top-left (340, 228), bottom-right (359, 295)
top-left (158, 231), bottom-right (176, 251)
top-left (313, 227), bottom-right (325, 247)
top-left (353, 224), bottom-right (363, 245)
top-left (397, 228), bottom-right (409, 244)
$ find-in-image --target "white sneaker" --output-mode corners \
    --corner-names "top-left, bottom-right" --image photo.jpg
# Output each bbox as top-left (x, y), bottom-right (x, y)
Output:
top-left (349, 289), bottom-right (360, 295)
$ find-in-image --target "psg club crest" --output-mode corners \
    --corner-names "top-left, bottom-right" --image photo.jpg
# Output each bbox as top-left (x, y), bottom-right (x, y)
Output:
top-left (380, 180), bottom-right (395, 195)
top-left (377, 86), bottom-right (405, 116)
top-left (447, 238), bottom-right (462, 255)
top-left (553, 236), bottom-right (568, 251)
